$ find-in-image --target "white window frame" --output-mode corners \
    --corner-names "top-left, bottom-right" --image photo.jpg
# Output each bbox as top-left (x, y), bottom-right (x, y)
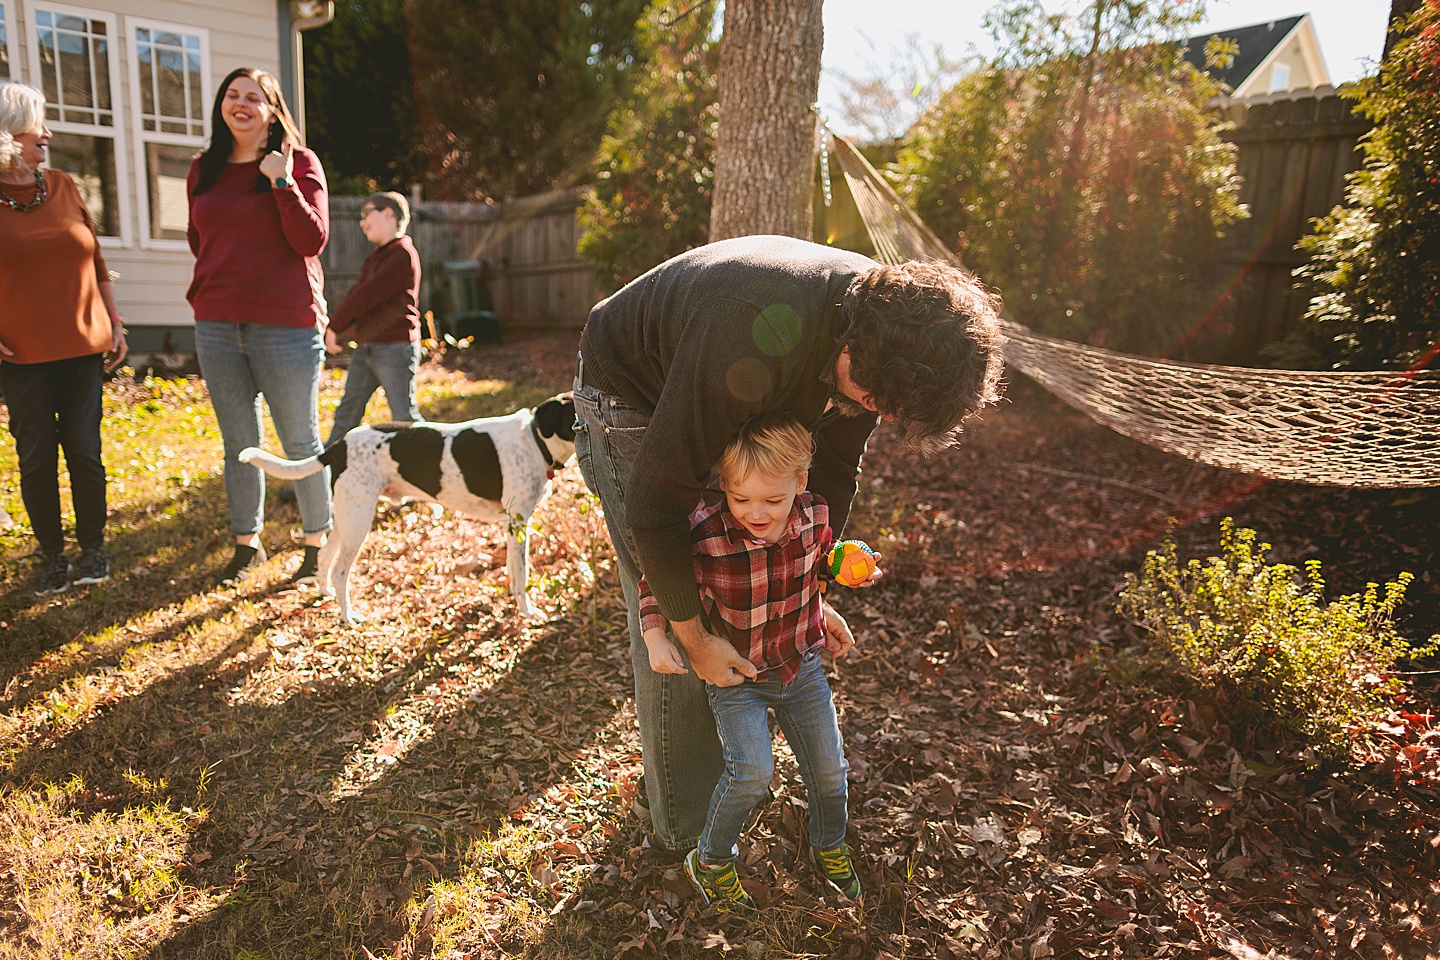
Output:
top-left (126, 17), bottom-right (209, 250)
top-left (1269, 62), bottom-right (1291, 94)
top-left (0, 1), bottom-right (20, 82)
top-left (27, 0), bottom-right (134, 248)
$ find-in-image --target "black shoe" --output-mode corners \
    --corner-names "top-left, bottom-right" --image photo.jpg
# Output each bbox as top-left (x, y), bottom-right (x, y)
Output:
top-left (72, 548), bottom-right (111, 585)
top-left (289, 545), bottom-right (321, 586)
top-left (35, 554), bottom-right (71, 596)
top-left (214, 544), bottom-right (267, 587)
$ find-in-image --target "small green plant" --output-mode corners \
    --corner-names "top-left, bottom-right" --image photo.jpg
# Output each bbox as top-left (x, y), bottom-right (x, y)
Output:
top-left (1118, 518), bottom-right (1437, 758)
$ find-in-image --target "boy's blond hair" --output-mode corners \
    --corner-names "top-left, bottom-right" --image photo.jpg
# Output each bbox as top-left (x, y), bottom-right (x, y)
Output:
top-left (717, 414), bottom-right (814, 485)
top-left (364, 191), bottom-right (411, 235)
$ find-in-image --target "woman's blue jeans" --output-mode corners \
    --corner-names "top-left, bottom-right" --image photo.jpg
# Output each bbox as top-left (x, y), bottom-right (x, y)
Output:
top-left (195, 321), bottom-right (331, 537)
top-left (572, 367), bottom-right (725, 851)
top-left (328, 340), bottom-right (422, 444)
top-left (699, 649), bottom-right (850, 865)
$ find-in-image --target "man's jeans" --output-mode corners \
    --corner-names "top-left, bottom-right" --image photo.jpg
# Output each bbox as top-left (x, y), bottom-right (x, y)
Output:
top-left (699, 649), bottom-right (850, 865)
top-left (572, 367), bottom-right (725, 851)
top-left (195, 321), bottom-right (332, 537)
top-left (328, 340), bottom-right (421, 443)
top-left (0, 354), bottom-right (107, 556)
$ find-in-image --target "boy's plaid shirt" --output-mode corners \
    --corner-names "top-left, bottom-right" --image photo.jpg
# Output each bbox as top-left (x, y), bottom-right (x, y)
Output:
top-left (639, 489), bottom-right (834, 685)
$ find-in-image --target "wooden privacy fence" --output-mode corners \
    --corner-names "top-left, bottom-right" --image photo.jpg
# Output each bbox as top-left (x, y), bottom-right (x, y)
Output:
top-left (1216, 88), bottom-right (1372, 364)
top-left (322, 188), bottom-right (602, 338)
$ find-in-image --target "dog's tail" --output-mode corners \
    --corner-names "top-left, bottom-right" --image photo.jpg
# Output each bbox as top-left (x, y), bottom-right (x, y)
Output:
top-left (239, 444), bottom-right (332, 480)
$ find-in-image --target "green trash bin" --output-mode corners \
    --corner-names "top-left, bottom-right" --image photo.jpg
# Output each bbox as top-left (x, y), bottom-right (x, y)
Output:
top-left (436, 259), bottom-right (501, 344)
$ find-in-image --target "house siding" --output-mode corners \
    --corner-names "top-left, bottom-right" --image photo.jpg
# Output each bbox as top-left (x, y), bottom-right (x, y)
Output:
top-left (6, 0), bottom-right (279, 335)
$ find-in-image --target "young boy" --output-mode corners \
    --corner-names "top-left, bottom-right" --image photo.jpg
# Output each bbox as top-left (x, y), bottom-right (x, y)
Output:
top-left (637, 414), bottom-right (875, 907)
top-left (324, 191), bottom-right (423, 444)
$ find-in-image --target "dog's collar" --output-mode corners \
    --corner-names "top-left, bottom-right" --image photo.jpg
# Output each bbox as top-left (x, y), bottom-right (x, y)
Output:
top-left (531, 418), bottom-right (562, 478)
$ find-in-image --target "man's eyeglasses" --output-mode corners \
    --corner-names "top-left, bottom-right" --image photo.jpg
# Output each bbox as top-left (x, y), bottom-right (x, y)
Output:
top-left (359, 207), bottom-right (377, 221)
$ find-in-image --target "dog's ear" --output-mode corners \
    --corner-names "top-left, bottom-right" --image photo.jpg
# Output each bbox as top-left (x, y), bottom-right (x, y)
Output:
top-left (535, 394), bottom-right (577, 442)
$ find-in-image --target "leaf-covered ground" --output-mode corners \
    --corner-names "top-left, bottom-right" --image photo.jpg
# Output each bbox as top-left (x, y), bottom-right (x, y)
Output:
top-left (1, 334), bottom-right (1436, 959)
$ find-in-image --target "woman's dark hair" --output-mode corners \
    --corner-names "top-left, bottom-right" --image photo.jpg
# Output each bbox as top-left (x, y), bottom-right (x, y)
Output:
top-left (193, 67), bottom-right (303, 195)
top-left (839, 261), bottom-right (1007, 454)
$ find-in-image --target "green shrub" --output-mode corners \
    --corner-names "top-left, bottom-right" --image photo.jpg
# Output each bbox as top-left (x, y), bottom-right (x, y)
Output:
top-left (1118, 518), bottom-right (1437, 758)
top-left (577, 0), bottom-right (719, 290)
top-left (893, 1), bottom-right (1246, 358)
top-left (1288, 2), bottom-right (1440, 369)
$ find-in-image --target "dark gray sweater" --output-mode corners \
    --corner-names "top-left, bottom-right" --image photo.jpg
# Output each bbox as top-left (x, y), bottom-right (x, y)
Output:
top-left (579, 235), bottom-right (879, 622)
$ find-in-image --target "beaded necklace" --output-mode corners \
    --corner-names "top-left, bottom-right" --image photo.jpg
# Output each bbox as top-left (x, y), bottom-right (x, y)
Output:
top-left (0, 167), bottom-right (48, 212)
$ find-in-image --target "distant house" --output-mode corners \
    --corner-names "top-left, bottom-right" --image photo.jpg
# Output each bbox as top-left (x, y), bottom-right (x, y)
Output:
top-left (1182, 14), bottom-right (1331, 97)
top-left (0, 0), bottom-right (327, 355)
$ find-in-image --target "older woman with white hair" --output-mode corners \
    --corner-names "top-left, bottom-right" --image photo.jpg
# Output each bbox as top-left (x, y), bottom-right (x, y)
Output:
top-left (0, 80), bottom-right (127, 595)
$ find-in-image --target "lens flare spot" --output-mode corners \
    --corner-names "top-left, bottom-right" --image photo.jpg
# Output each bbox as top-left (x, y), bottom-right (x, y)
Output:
top-left (753, 304), bottom-right (803, 357)
top-left (726, 357), bottom-right (770, 404)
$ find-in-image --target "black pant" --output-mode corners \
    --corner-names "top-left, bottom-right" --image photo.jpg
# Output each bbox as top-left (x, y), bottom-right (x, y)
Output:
top-left (1, 354), bottom-right (107, 556)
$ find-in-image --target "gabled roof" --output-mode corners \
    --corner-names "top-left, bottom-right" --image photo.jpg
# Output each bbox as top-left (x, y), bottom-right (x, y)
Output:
top-left (1181, 15), bottom-right (1304, 91)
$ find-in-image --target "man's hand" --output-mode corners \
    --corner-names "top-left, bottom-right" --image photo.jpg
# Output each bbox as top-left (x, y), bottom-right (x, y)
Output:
top-left (0, 336), bottom-right (13, 358)
top-left (323, 325), bottom-right (341, 355)
top-left (642, 626), bottom-right (689, 675)
top-left (671, 616), bottom-right (757, 687)
top-left (822, 601), bottom-right (856, 659)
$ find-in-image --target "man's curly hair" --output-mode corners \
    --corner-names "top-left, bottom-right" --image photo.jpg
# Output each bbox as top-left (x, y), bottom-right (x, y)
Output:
top-left (839, 261), bottom-right (1006, 453)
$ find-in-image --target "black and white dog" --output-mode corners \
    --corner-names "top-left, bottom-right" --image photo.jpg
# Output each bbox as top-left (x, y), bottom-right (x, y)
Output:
top-left (239, 394), bottom-right (576, 623)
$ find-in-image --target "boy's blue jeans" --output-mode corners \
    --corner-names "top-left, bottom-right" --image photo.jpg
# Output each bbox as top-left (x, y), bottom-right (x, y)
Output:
top-left (699, 649), bottom-right (850, 865)
top-left (195, 321), bottom-right (332, 537)
top-left (328, 340), bottom-right (422, 444)
top-left (572, 368), bottom-right (725, 851)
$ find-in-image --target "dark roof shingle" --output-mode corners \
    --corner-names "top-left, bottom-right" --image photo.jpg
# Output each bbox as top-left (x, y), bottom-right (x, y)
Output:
top-left (1181, 15), bottom-right (1304, 90)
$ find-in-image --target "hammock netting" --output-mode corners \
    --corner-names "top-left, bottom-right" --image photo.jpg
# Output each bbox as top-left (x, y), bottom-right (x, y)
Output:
top-left (828, 133), bottom-right (1440, 488)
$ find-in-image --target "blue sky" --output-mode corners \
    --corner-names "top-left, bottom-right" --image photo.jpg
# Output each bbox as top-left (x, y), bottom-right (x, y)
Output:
top-left (818, 0), bottom-right (1393, 133)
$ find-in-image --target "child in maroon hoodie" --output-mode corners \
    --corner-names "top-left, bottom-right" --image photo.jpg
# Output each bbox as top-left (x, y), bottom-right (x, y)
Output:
top-left (325, 191), bottom-right (423, 443)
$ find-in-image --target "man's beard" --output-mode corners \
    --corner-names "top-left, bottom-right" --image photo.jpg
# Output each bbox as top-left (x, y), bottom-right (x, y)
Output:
top-left (829, 391), bottom-right (871, 419)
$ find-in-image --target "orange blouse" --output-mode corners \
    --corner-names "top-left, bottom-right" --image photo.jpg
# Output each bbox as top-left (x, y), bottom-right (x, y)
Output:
top-left (0, 168), bottom-right (112, 365)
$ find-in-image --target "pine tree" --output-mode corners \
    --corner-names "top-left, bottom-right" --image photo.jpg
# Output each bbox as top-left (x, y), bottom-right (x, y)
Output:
top-left (406, 0), bottom-right (649, 200)
top-left (303, 0), bottom-right (425, 193)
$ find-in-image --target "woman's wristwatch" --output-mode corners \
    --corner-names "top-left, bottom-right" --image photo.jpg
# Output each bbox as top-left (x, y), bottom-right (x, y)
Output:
top-left (272, 175), bottom-right (293, 190)
top-left (110, 315), bottom-right (126, 333)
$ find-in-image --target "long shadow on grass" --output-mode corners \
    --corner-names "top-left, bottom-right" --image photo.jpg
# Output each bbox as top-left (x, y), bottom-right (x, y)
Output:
top-left (0, 474), bottom-right (324, 711)
top-left (9, 555), bottom-right (630, 959)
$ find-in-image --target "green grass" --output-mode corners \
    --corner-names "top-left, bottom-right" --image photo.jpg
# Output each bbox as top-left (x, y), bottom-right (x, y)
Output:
top-left (0, 357), bottom-right (625, 959)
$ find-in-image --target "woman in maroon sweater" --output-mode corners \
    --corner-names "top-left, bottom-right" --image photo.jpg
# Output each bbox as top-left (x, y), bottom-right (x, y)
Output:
top-left (187, 67), bottom-right (330, 588)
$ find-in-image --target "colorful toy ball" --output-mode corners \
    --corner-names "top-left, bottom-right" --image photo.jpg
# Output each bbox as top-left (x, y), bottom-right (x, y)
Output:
top-left (828, 539), bottom-right (878, 587)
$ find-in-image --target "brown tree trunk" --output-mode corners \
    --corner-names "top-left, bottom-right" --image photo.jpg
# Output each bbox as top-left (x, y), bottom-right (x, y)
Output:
top-left (709, 0), bottom-right (824, 241)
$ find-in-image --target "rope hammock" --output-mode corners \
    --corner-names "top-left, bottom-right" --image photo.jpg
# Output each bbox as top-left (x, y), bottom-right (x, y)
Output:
top-left (827, 133), bottom-right (1440, 489)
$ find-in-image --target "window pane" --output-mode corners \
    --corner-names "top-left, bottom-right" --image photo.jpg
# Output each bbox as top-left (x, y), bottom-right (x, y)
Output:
top-left (46, 132), bottom-right (119, 237)
top-left (93, 37), bottom-right (111, 113)
top-left (145, 142), bottom-right (194, 241)
top-left (188, 55), bottom-right (204, 125)
top-left (38, 12), bottom-right (115, 126)
top-left (158, 47), bottom-right (186, 118)
top-left (0, 6), bottom-right (9, 80)
top-left (57, 31), bottom-right (95, 112)
top-left (135, 25), bottom-right (205, 126)
top-left (138, 43), bottom-right (156, 117)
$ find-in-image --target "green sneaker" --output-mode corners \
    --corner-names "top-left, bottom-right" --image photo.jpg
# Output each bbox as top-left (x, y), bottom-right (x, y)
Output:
top-left (684, 849), bottom-right (755, 909)
top-left (810, 843), bottom-right (862, 899)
